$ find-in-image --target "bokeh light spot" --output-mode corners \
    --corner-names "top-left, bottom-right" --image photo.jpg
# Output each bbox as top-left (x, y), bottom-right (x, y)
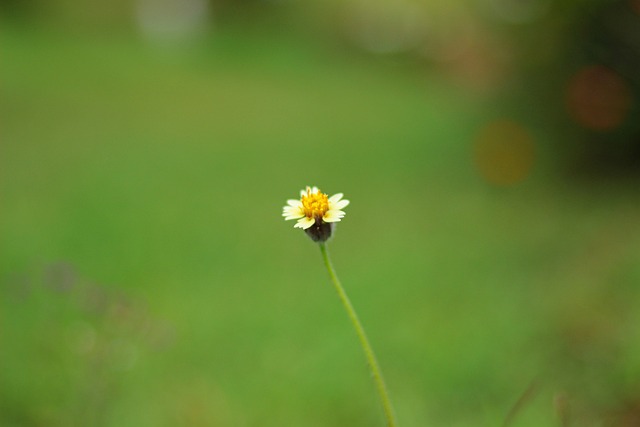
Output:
top-left (473, 119), bottom-right (535, 186)
top-left (344, 0), bottom-right (426, 54)
top-left (566, 65), bottom-right (633, 131)
top-left (135, 0), bottom-right (210, 44)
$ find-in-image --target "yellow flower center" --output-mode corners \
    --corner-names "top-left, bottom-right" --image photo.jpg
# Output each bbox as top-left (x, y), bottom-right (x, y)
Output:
top-left (301, 189), bottom-right (329, 220)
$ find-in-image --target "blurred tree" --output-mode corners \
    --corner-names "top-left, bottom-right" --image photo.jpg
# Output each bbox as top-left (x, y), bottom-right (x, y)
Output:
top-left (563, 0), bottom-right (640, 177)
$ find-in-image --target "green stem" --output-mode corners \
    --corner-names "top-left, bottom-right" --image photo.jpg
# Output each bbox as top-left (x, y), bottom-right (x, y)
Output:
top-left (319, 243), bottom-right (398, 427)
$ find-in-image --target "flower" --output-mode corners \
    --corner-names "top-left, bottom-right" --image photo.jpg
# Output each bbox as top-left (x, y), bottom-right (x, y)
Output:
top-left (283, 186), bottom-right (350, 242)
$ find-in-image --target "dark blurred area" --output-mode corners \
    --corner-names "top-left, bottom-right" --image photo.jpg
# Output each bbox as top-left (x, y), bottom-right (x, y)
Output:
top-left (563, 1), bottom-right (640, 177)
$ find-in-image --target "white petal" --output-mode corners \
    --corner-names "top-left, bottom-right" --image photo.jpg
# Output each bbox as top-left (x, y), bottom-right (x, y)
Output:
top-left (294, 217), bottom-right (315, 229)
top-left (323, 210), bottom-right (344, 223)
top-left (283, 205), bottom-right (301, 213)
top-left (329, 193), bottom-right (343, 203)
top-left (282, 205), bottom-right (300, 214)
top-left (283, 206), bottom-right (304, 218)
top-left (331, 199), bottom-right (349, 210)
top-left (283, 212), bottom-right (304, 219)
top-left (282, 214), bottom-right (304, 221)
top-left (287, 199), bottom-right (302, 207)
top-left (301, 186), bottom-right (319, 197)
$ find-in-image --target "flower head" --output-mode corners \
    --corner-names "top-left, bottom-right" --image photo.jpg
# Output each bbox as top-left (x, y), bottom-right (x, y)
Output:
top-left (282, 186), bottom-right (350, 242)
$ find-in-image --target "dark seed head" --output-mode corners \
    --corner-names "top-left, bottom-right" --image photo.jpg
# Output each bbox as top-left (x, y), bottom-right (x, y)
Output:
top-left (304, 220), bottom-right (334, 242)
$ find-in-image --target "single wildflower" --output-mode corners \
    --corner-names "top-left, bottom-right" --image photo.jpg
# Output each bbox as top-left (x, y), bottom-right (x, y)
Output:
top-left (282, 185), bottom-right (397, 426)
top-left (282, 186), bottom-right (349, 242)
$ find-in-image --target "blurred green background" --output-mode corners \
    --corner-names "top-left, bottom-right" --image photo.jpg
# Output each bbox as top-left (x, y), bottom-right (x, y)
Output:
top-left (2, 0), bottom-right (640, 426)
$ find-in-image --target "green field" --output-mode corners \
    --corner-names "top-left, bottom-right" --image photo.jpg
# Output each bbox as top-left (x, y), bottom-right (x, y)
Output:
top-left (2, 21), bottom-right (640, 427)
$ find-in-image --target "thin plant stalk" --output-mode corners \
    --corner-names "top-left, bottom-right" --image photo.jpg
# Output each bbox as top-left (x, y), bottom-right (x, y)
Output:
top-left (319, 243), bottom-right (397, 427)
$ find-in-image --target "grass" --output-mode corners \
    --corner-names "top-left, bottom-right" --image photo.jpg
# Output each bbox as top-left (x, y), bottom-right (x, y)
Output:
top-left (2, 20), bottom-right (640, 427)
